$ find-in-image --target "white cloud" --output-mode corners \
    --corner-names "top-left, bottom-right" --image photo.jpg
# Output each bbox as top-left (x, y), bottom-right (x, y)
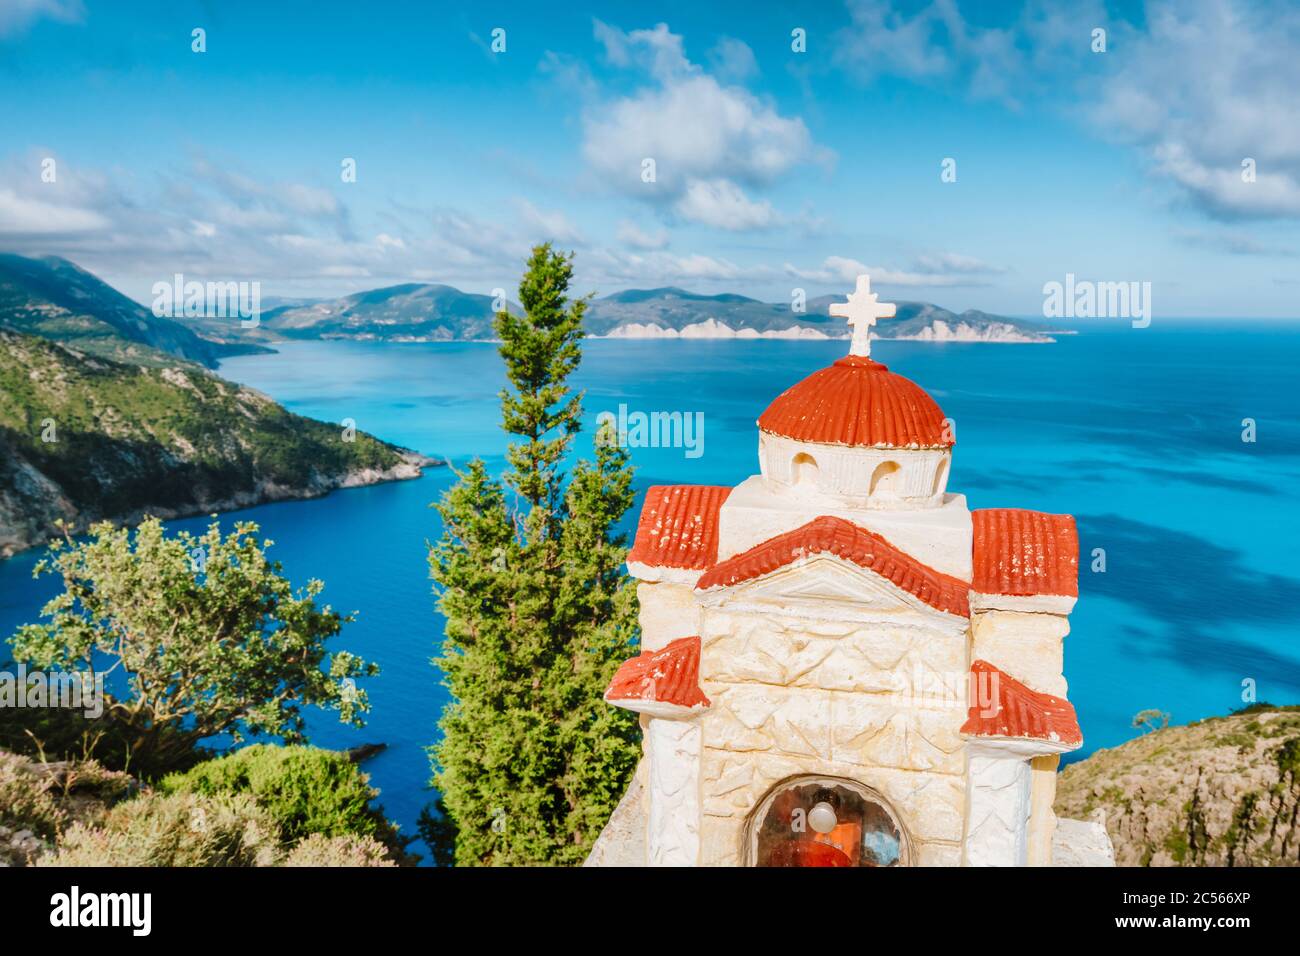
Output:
top-left (784, 254), bottom-right (995, 288)
top-left (708, 37), bottom-right (758, 83)
top-left (911, 251), bottom-right (1006, 274)
top-left (514, 199), bottom-right (584, 245)
top-left (581, 20), bottom-right (821, 230)
top-left (586, 246), bottom-right (759, 284)
top-left (0, 188), bottom-right (107, 233)
top-left (0, 150), bottom-right (533, 297)
top-left (673, 179), bottom-right (775, 230)
top-left (1093, 1), bottom-right (1300, 220)
top-left (0, 0), bottom-right (83, 37)
top-left (615, 220), bottom-right (669, 250)
top-left (537, 50), bottom-right (599, 100)
top-left (832, 1), bottom-right (1300, 221)
top-left (280, 183), bottom-right (341, 217)
top-left (830, 0), bottom-right (1083, 107)
top-left (1175, 228), bottom-right (1296, 257)
top-left (834, 0), bottom-right (954, 83)
top-left (320, 264), bottom-right (372, 278)
top-left (593, 20), bottom-right (688, 78)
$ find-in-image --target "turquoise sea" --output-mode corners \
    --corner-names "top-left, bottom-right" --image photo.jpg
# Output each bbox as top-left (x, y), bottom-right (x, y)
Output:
top-left (3, 323), bottom-right (1299, 862)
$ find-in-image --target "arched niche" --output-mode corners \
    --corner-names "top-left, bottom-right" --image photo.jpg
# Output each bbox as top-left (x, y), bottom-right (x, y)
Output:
top-left (744, 775), bottom-right (911, 867)
top-left (791, 451), bottom-right (819, 487)
top-left (869, 460), bottom-right (901, 496)
top-left (931, 455), bottom-right (950, 497)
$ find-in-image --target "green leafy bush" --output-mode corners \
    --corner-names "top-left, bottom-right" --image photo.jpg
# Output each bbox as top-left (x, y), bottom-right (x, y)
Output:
top-left (159, 744), bottom-right (411, 862)
top-left (40, 791), bottom-right (280, 867)
top-left (9, 517), bottom-right (376, 778)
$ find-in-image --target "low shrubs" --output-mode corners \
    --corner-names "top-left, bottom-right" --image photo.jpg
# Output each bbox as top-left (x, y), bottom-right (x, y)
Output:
top-left (0, 751), bottom-right (65, 839)
top-left (0, 750), bottom-right (136, 865)
top-left (7, 744), bottom-right (415, 866)
top-left (41, 791), bottom-right (280, 867)
top-left (282, 832), bottom-right (395, 867)
top-left (159, 744), bottom-right (412, 863)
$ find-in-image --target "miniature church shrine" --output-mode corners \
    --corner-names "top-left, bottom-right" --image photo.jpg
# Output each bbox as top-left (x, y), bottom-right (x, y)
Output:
top-left (591, 275), bottom-right (1087, 867)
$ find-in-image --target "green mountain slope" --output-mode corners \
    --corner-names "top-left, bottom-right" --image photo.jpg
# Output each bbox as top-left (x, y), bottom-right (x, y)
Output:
top-left (0, 331), bottom-right (433, 557)
top-left (0, 254), bottom-right (266, 367)
top-left (1055, 706), bottom-right (1300, 866)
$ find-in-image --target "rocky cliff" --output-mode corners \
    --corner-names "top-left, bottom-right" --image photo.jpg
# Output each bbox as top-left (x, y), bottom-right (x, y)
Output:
top-left (1055, 705), bottom-right (1300, 866)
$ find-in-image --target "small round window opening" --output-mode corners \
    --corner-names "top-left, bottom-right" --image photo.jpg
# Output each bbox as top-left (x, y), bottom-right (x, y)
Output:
top-left (747, 776), bottom-right (908, 867)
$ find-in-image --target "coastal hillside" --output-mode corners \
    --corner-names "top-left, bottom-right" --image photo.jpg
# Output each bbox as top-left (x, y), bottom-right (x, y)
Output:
top-left (0, 331), bottom-right (433, 557)
top-left (0, 254), bottom-right (264, 368)
top-left (264, 283), bottom-right (510, 342)
top-left (178, 280), bottom-right (1053, 344)
top-left (1055, 706), bottom-right (1300, 866)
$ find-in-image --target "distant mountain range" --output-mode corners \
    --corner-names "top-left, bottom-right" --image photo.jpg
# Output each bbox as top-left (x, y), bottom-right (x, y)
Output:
top-left (587, 288), bottom-right (1053, 343)
top-left (0, 255), bottom-right (1053, 347)
top-left (183, 282), bottom-right (1056, 345)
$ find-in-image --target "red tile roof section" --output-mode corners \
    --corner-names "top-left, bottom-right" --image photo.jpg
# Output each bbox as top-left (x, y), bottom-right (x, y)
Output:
top-left (695, 515), bottom-right (970, 617)
top-left (962, 660), bottom-right (1082, 748)
top-left (971, 509), bottom-right (1079, 597)
top-left (604, 637), bottom-right (710, 712)
top-left (757, 355), bottom-right (953, 449)
top-left (628, 485), bottom-right (732, 571)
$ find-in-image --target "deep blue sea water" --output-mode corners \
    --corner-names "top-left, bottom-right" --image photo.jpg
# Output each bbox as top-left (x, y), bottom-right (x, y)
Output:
top-left (3, 324), bottom-right (1299, 862)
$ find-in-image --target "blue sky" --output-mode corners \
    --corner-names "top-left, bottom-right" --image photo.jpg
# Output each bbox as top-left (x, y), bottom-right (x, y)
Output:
top-left (1, 0), bottom-right (1297, 316)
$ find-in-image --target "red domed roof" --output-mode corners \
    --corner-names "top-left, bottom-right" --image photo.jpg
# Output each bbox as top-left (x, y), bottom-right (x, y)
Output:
top-left (758, 355), bottom-right (952, 449)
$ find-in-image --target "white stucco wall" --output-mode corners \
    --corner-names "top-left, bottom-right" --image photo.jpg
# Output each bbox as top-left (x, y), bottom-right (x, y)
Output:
top-left (970, 609), bottom-right (1070, 697)
top-left (716, 475), bottom-right (973, 580)
top-left (758, 432), bottom-right (951, 507)
top-left (646, 717), bottom-right (702, 866)
top-left (964, 749), bottom-right (1032, 866)
top-left (635, 581), bottom-right (702, 652)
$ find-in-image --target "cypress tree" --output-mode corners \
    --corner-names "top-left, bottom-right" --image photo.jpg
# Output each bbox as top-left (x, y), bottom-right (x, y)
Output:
top-left (425, 244), bottom-right (640, 866)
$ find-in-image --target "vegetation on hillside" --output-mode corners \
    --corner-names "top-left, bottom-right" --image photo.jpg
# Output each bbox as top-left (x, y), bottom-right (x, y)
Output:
top-left (1, 519), bottom-right (412, 867)
top-left (0, 330), bottom-right (420, 556)
top-left (159, 744), bottom-right (413, 862)
top-left (0, 252), bottom-right (255, 368)
top-left (0, 750), bottom-right (135, 865)
top-left (424, 245), bottom-right (641, 866)
top-left (0, 746), bottom-right (407, 867)
top-left (1056, 704), bottom-right (1300, 866)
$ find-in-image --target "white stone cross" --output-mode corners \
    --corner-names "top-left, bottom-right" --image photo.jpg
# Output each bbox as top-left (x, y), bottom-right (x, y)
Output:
top-left (830, 274), bottom-right (896, 357)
